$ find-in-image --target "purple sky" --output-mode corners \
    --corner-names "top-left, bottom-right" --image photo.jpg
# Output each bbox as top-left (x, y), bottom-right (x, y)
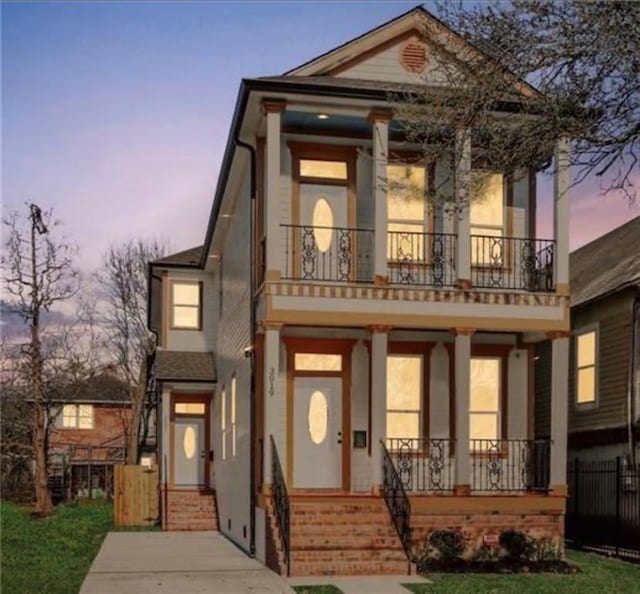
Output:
top-left (3, 1), bottom-right (637, 271)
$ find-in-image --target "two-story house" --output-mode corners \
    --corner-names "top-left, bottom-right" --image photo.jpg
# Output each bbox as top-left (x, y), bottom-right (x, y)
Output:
top-left (148, 6), bottom-right (572, 576)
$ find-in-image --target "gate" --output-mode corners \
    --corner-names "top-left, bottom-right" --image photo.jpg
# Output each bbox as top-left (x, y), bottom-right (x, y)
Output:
top-left (114, 464), bottom-right (159, 527)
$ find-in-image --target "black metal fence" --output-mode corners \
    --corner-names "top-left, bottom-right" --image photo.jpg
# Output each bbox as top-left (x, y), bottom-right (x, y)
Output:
top-left (566, 457), bottom-right (640, 563)
top-left (470, 235), bottom-right (555, 291)
top-left (270, 436), bottom-right (290, 576)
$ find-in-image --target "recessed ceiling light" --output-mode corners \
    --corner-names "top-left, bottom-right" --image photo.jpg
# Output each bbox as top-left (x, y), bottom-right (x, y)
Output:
top-left (317, 113), bottom-right (330, 120)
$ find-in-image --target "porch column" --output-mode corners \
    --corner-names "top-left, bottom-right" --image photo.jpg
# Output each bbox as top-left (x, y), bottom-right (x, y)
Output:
top-left (549, 332), bottom-right (570, 492)
top-left (370, 325), bottom-right (390, 488)
top-left (453, 328), bottom-right (474, 494)
top-left (455, 127), bottom-right (472, 289)
top-left (263, 100), bottom-right (286, 281)
top-left (369, 109), bottom-right (391, 285)
top-left (262, 322), bottom-right (283, 487)
top-left (554, 136), bottom-right (570, 294)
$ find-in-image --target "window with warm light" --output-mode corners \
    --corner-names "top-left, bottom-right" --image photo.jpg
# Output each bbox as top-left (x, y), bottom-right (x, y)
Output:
top-left (386, 355), bottom-right (423, 444)
top-left (231, 376), bottom-right (237, 458)
top-left (175, 402), bottom-right (205, 415)
top-left (61, 404), bottom-right (94, 429)
top-left (576, 329), bottom-right (597, 404)
top-left (221, 388), bottom-right (227, 461)
top-left (387, 164), bottom-right (427, 261)
top-left (300, 159), bottom-right (347, 180)
top-left (469, 357), bottom-right (501, 446)
top-left (294, 353), bottom-right (342, 372)
top-left (171, 281), bottom-right (201, 330)
top-left (470, 173), bottom-right (505, 264)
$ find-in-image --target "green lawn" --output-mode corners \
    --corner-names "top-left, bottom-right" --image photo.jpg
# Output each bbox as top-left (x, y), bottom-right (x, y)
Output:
top-left (292, 587), bottom-right (344, 594)
top-left (404, 550), bottom-right (640, 594)
top-left (0, 500), bottom-right (113, 594)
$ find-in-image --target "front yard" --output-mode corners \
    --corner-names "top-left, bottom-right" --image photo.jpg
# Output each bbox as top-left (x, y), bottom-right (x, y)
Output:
top-left (0, 500), bottom-right (112, 594)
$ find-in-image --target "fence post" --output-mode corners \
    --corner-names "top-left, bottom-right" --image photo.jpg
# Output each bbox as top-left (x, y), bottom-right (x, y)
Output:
top-left (615, 456), bottom-right (621, 557)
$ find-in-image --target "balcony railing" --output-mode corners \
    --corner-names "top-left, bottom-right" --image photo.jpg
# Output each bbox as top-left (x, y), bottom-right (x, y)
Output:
top-left (281, 224), bottom-right (374, 283)
top-left (471, 235), bottom-right (555, 291)
top-left (387, 231), bottom-right (457, 287)
top-left (386, 437), bottom-right (455, 493)
top-left (471, 439), bottom-right (551, 493)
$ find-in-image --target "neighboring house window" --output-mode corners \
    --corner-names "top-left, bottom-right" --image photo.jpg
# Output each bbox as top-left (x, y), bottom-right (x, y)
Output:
top-left (221, 388), bottom-right (226, 460)
top-left (470, 172), bottom-right (505, 264)
top-left (171, 281), bottom-right (201, 330)
top-left (469, 357), bottom-right (501, 447)
top-left (576, 328), bottom-right (597, 404)
top-left (61, 404), bottom-right (94, 429)
top-left (231, 375), bottom-right (237, 458)
top-left (387, 164), bottom-right (427, 262)
top-left (386, 354), bottom-right (423, 444)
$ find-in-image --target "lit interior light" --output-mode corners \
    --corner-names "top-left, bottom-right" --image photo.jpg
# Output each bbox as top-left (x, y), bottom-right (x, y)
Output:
top-left (317, 113), bottom-right (330, 120)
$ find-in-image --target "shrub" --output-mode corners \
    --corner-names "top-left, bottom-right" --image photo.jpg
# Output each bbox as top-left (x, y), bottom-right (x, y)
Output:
top-left (499, 530), bottom-right (533, 561)
top-left (428, 529), bottom-right (465, 562)
top-left (530, 538), bottom-right (561, 562)
top-left (473, 543), bottom-right (501, 563)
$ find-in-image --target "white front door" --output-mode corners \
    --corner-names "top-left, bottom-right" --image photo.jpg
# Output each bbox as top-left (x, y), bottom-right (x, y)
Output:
top-left (174, 417), bottom-right (205, 486)
top-left (293, 377), bottom-right (342, 489)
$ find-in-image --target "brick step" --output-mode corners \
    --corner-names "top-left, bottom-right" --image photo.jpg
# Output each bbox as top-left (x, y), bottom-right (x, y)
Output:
top-left (290, 525), bottom-right (399, 539)
top-left (291, 537), bottom-right (404, 551)
top-left (290, 512), bottom-right (391, 526)
top-left (290, 502), bottom-right (386, 513)
top-left (290, 559), bottom-right (410, 577)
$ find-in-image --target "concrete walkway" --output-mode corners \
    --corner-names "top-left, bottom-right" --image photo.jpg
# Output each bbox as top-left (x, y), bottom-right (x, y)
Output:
top-left (80, 532), bottom-right (294, 594)
top-left (288, 575), bottom-right (430, 594)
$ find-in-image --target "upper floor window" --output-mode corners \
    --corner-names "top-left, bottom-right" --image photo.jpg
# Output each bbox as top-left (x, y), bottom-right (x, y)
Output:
top-left (61, 404), bottom-right (94, 429)
top-left (171, 281), bottom-right (201, 330)
top-left (576, 328), bottom-right (597, 404)
top-left (470, 172), bottom-right (505, 264)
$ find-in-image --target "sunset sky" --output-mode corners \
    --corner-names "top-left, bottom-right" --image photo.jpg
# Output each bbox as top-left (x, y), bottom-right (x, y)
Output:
top-left (3, 1), bottom-right (637, 271)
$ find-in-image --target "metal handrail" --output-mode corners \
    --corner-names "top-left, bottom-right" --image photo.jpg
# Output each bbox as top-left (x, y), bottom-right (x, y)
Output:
top-left (381, 440), bottom-right (412, 569)
top-left (270, 435), bottom-right (290, 576)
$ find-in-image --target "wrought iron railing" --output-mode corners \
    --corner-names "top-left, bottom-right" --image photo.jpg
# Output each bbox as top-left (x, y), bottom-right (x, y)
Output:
top-left (281, 224), bottom-right (374, 283)
top-left (386, 438), bottom-right (455, 492)
top-left (381, 440), bottom-right (412, 565)
top-left (470, 235), bottom-right (555, 291)
top-left (387, 231), bottom-right (457, 287)
top-left (270, 435), bottom-right (290, 576)
top-left (470, 439), bottom-right (551, 493)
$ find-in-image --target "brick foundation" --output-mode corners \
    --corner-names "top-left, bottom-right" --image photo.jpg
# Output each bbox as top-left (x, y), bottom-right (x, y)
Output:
top-left (164, 489), bottom-right (218, 531)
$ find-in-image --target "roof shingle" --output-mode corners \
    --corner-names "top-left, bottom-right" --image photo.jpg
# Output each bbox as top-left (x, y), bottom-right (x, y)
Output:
top-left (155, 350), bottom-right (216, 382)
top-left (153, 246), bottom-right (202, 267)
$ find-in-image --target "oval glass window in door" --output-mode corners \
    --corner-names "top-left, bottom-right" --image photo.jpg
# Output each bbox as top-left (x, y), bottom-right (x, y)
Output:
top-left (308, 390), bottom-right (328, 445)
top-left (312, 197), bottom-right (333, 252)
top-left (183, 426), bottom-right (196, 459)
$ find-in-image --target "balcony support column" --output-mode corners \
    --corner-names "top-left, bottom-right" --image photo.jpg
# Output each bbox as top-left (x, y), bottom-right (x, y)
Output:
top-left (262, 321), bottom-right (283, 489)
top-left (453, 327), bottom-right (474, 494)
top-left (455, 128), bottom-right (472, 289)
top-left (263, 100), bottom-right (286, 281)
top-left (554, 136), bottom-right (570, 294)
top-left (549, 331), bottom-right (570, 494)
top-left (369, 110), bottom-right (391, 285)
top-left (369, 324), bottom-right (390, 490)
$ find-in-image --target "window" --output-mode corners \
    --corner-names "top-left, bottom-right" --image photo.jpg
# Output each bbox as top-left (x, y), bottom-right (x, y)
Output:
top-left (61, 404), bottom-right (94, 429)
top-left (469, 357), bottom-right (501, 446)
top-left (470, 172), bottom-right (504, 264)
top-left (294, 353), bottom-right (342, 372)
top-left (231, 376), bottom-right (237, 458)
top-left (300, 159), bottom-right (347, 180)
top-left (221, 388), bottom-right (227, 460)
top-left (175, 402), bottom-right (205, 415)
top-left (386, 355), bottom-right (423, 443)
top-left (576, 329), bottom-right (597, 404)
top-left (171, 281), bottom-right (201, 330)
top-left (387, 164), bottom-right (427, 261)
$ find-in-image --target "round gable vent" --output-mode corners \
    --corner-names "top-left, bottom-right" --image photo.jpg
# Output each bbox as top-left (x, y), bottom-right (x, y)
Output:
top-left (400, 41), bottom-right (427, 74)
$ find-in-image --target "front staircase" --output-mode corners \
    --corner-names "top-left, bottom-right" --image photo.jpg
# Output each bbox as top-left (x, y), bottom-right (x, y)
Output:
top-left (267, 496), bottom-right (411, 576)
top-left (164, 488), bottom-right (219, 531)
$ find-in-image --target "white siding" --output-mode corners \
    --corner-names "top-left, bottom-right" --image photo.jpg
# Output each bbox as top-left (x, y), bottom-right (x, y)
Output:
top-left (351, 340), bottom-right (371, 491)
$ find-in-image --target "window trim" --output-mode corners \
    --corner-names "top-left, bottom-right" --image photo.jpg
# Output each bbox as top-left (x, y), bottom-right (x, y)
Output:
top-left (574, 324), bottom-right (599, 408)
top-left (221, 386), bottom-right (227, 461)
top-left (170, 280), bottom-right (202, 331)
top-left (231, 375), bottom-right (237, 459)
top-left (59, 404), bottom-right (94, 430)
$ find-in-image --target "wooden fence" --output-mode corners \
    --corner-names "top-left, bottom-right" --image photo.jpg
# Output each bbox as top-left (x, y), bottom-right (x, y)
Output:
top-left (114, 465), bottom-right (159, 527)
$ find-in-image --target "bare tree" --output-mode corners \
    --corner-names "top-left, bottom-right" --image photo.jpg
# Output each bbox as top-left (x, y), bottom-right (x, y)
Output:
top-left (394, 1), bottom-right (639, 204)
top-left (1, 205), bottom-right (80, 515)
top-left (97, 239), bottom-right (166, 464)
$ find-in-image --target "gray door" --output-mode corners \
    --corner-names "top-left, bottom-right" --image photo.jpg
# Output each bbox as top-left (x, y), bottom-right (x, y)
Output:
top-left (174, 417), bottom-right (205, 486)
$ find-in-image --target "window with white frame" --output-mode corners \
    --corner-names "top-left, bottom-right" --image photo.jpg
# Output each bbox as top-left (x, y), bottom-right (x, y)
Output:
top-left (221, 388), bottom-right (227, 460)
top-left (231, 375), bottom-right (237, 458)
top-left (61, 404), bottom-right (94, 429)
top-left (469, 357), bottom-right (501, 447)
top-left (576, 328), bottom-right (597, 404)
top-left (171, 281), bottom-right (201, 330)
top-left (386, 354), bottom-right (423, 444)
top-left (387, 164), bottom-right (427, 261)
top-left (470, 173), bottom-right (505, 265)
